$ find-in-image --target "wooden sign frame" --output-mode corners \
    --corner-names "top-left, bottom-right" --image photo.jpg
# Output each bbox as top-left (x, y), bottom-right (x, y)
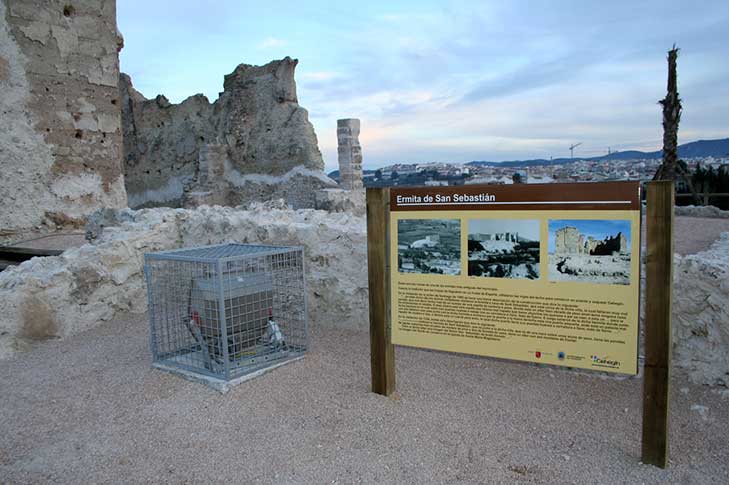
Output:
top-left (366, 181), bottom-right (674, 468)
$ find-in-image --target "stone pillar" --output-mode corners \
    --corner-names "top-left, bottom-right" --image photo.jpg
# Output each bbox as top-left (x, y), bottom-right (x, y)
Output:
top-left (337, 119), bottom-right (363, 190)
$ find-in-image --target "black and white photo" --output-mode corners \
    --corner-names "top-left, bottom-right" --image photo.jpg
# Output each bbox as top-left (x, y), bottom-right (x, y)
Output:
top-left (397, 219), bottom-right (461, 275)
top-left (467, 219), bottom-right (540, 279)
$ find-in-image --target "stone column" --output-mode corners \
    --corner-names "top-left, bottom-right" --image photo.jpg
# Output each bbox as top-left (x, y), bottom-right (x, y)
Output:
top-left (337, 119), bottom-right (363, 190)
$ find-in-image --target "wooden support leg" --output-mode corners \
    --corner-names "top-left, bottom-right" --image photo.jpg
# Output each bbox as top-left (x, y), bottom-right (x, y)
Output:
top-left (366, 188), bottom-right (396, 396)
top-left (641, 181), bottom-right (674, 468)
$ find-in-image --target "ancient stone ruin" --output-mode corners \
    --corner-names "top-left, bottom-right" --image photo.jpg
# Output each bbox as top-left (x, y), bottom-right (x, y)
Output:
top-left (1, 0), bottom-right (727, 394)
top-left (554, 226), bottom-right (628, 255)
top-left (0, 0), bottom-right (127, 242)
top-left (469, 232), bottom-right (519, 242)
top-left (120, 57), bottom-right (337, 209)
top-left (337, 118), bottom-right (363, 190)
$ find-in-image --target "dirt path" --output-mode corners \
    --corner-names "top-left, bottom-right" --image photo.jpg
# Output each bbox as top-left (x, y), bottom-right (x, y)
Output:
top-left (1, 315), bottom-right (727, 483)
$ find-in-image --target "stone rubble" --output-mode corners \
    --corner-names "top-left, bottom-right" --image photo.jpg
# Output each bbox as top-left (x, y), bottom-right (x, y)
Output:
top-left (674, 204), bottom-right (729, 219)
top-left (673, 232), bottom-right (729, 386)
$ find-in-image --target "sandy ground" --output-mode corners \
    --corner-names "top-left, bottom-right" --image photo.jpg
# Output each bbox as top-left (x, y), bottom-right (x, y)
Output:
top-left (1, 315), bottom-right (728, 484)
top-left (644, 216), bottom-right (729, 255)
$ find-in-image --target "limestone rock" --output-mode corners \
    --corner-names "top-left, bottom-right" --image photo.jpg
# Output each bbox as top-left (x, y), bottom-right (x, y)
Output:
top-left (216, 57), bottom-right (324, 175)
top-left (120, 57), bottom-right (328, 209)
top-left (0, 0), bottom-right (127, 243)
top-left (675, 205), bottom-right (729, 219)
top-left (119, 73), bottom-right (214, 208)
top-left (315, 188), bottom-right (366, 215)
top-left (673, 233), bottom-right (729, 386)
top-left (337, 118), bottom-right (363, 190)
top-left (0, 206), bottom-right (368, 359)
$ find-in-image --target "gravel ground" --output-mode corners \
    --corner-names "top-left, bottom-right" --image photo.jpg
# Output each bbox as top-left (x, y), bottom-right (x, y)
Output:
top-left (643, 216), bottom-right (729, 255)
top-left (1, 217), bottom-right (728, 483)
top-left (1, 315), bottom-right (728, 484)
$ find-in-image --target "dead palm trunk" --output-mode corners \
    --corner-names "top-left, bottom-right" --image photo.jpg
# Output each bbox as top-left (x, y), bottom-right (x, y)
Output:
top-left (653, 46), bottom-right (700, 203)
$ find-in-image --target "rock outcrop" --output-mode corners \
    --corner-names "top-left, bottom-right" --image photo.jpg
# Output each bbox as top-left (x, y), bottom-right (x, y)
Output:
top-left (0, 0), bottom-right (127, 243)
top-left (120, 57), bottom-right (336, 209)
top-left (673, 233), bottom-right (729, 386)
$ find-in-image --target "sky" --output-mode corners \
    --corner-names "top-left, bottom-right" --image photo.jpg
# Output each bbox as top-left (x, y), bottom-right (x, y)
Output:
top-left (117, 0), bottom-right (729, 172)
top-left (469, 219), bottom-right (540, 241)
top-left (548, 219), bottom-right (631, 253)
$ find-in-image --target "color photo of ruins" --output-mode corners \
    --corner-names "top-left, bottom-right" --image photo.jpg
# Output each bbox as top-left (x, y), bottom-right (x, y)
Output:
top-left (548, 220), bottom-right (632, 285)
top-left (397, 219), bottom-right (461, 275)
top-left (468, 219), bottom-right (540, 279)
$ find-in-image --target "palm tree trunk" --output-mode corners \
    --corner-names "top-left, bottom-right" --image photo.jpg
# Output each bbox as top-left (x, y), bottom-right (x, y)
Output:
top-left (653, 46), bottom-right (700, 203)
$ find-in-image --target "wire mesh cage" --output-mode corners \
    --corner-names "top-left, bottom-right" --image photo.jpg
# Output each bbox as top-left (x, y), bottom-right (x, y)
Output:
top-left (144, 244), bottom-right (307, 385)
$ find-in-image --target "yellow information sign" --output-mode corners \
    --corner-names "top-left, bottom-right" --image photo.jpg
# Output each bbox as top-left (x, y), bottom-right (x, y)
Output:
top-left (389, 182), bottom-right (641, 374)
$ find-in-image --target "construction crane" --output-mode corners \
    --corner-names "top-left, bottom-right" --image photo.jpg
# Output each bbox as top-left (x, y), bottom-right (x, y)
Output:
top-left (569, 142), bottom-right (582, 159)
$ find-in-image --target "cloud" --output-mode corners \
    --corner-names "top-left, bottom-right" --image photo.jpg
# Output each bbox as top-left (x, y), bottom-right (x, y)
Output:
top-left (118, 0), bottom-right (729, 172)
top-left (257, 37), bottom-right (288, 49)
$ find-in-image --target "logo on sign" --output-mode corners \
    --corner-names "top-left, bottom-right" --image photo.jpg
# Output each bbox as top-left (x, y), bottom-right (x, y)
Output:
top-left (535, 351), bottom-right (541, 359)
top-left (591, 355), bottom-right (620, 368)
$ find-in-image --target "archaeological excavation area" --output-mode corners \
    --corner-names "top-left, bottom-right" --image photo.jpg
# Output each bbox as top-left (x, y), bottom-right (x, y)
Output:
top-left (1, 1), bottom-right (729, 483)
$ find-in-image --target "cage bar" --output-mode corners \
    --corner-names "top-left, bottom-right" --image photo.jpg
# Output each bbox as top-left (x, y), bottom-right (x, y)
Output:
top-left (144, 243), bottom-right (307, 391)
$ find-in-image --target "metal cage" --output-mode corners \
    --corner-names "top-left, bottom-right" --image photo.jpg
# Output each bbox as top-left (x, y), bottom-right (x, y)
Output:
top-left (144, 244), bottom-right (307, 385)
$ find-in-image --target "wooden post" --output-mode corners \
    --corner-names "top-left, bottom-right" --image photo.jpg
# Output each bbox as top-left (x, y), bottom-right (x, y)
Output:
top-left (642, 181), bottom-right (674, 468)
top-left (366, 187), bottom-right (396, 396)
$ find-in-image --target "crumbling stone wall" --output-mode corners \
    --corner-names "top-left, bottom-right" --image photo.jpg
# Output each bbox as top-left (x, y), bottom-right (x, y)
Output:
top-left (0, 206), bottom-right (727, 387)
top-left (121, 57), bottom-right (335, 209)
top-left (119, 73), bottom-right (213, 208)
top-left (0, 205), bottom-right (368, 359)
top-left (0, 0), bottom-right (126, 242)
top-left (555, 227), bottom-right (627, 255)
top-left (554, 226), bottom-right (581, 254)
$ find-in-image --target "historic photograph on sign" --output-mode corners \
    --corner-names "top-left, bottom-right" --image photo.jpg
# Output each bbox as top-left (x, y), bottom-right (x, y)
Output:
top-left (467, 219), bottom-right (540, 279)
top-left (548, 219), bottom-right (632, 285)
top-left (397, 219), bottom-right (461, 275)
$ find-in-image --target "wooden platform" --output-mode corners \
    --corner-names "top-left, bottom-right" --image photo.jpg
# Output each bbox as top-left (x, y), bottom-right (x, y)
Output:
top-left (0, 233), bottom-right (85, 271)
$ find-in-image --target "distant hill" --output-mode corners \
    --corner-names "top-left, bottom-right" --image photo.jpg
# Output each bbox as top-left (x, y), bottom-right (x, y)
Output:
top-left (328, 138), bottom-right (729, 175)
top-left (467, 137), bottom-right (729, 168)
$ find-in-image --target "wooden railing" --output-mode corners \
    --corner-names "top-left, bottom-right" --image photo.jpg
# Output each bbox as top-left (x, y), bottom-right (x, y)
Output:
top-left (675, 192), bottom-right (729, 205)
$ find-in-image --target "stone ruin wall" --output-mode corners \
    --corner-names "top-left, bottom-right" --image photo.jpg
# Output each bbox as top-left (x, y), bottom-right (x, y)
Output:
top-left (554, 226), bottom-right (628, 255)
top-left (120, 57), bottom-right (338, 210)
top-left (0, 0), bottom-right (126, 242)
top-left (119, 74), bottom-right (214, 208)
top-left (469, 232), bottom-right (519, 242)
top-left (554, 226), bottom-right (581, 254)
top-left (1, 205), bottom-right (727, 387)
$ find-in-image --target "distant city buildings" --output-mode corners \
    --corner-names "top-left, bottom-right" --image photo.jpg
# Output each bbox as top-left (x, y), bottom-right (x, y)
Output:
top-left (361, 156), bottom-right (728, 188)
